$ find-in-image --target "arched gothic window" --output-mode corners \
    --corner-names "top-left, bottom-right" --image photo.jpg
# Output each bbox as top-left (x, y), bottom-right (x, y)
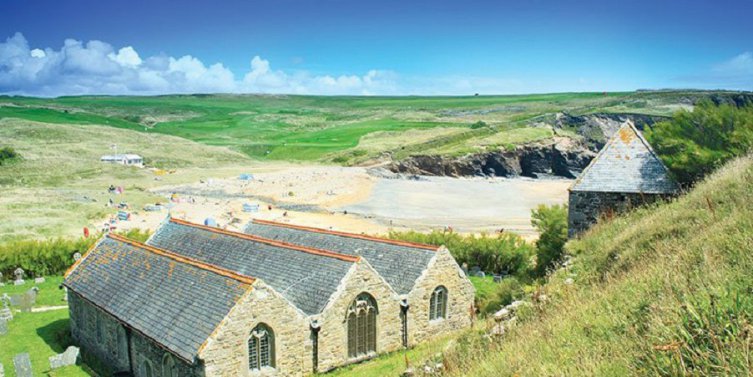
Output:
top-left (140, 359), bottom-right (154, 377)
top-left (162, 353), bottom-right (177, 377)
top-left (429, 286), bottom-right (448, 320)
top-left (248, 323), bottom-right (275, 370)
top-left (347, 292), bottom-right (378, 358)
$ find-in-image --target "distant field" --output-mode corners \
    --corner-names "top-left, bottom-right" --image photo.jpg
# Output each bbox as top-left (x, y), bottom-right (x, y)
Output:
top-left (0, 118), bottom-right (257, 241)
top-left (0, 91), bottom-right (696, 163)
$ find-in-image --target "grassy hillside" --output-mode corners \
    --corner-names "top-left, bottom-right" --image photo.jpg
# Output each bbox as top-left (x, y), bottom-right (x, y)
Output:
top-left (0, 118), bottom-right (255, 241)
top-left (429, 155), bottom-right (753, 376)
top-left (0, 91), bottom-right (722, 163)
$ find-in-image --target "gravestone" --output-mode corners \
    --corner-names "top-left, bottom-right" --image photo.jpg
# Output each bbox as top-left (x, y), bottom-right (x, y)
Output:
top-left (461, 263), bottom-right (469, 275)
top-left (0, 295), bottom-right (11, 321)
top-left (13, 353), bottom-right (32, 377)
top-left (20, 288), bottom-right (38, 313)
top-left (0, 317), bottom-right (7, 335)
top-left (0, 308), bottom-right (11, 322)
top-left (34, 277), bottom-right (45, 284)
top-left (49, 346), bottom-right (80, 369)
top-left (73, 252), bottom-right (82, 262)
top-left (13, 268), bottom-right (25, 285)
top-left (470, 266), bottom-right (481, 275)
top-left (473, 271), bottom-right (486, 278)
top-left (8, 294), bottom-right (22, 306)
top-left (493, 275), bottom-right (502, 283)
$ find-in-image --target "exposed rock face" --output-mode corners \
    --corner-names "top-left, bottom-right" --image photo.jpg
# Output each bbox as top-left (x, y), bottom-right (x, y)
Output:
top-left (388, 112), bottom-right (669, 179)
top-left (707, 93), bottom-right (753, 107)
top-left (390, 137), bottom-right (595, 179)
top-left (553, 112), bottom-right (668, 150)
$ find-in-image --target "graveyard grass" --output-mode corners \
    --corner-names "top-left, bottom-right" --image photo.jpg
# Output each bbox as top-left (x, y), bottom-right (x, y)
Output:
top-left (0, 310), bottom-right (87, 377)
top-left (0, 277), bottom-right (88, 377)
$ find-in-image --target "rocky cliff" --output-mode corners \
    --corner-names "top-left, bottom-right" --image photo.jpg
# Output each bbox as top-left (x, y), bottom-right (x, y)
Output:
top-left (389, 137), bottom-right (595, 179)
top-left (387, 112), bottom-right (667, 179)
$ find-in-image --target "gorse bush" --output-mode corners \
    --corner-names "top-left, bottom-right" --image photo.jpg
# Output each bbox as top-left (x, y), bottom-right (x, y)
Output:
top-left (646, 101), bottom-right (753, 186)
top-left (0, 228), bottom-right (151, 278)
top-left (531, 203), bottom-right (568, 277)
top-left (387, 230), bottom-right (533, 277)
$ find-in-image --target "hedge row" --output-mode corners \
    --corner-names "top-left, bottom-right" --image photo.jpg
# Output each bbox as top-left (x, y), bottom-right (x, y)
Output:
top-left (387, 229), bottom-right (533, 277)
top-left (0, 229), bottom-right (151, 279)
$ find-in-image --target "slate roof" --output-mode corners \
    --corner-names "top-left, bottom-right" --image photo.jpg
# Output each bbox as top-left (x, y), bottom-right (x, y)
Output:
top-left (570, 121), bottom-right (679, 194)
top-left (244, 219), bottom-right (438, 295)
top-left (63, 234), bottom-right (253, 363)
top-left (148, 219), bottom-right (358, 315)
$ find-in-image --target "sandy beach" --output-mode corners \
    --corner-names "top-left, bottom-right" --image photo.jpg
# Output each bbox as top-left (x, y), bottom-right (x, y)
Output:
top-left (114, 165), bottom-right (571, 239)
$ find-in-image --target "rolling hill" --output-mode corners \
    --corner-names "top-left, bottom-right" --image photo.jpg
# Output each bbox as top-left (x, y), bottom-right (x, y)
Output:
top-left (2, 91), bottom-right (750, 167)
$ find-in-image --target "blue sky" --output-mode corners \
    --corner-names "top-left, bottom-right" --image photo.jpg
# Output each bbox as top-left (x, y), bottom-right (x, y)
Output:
top-left (1, 0), bottom-right (751, 96)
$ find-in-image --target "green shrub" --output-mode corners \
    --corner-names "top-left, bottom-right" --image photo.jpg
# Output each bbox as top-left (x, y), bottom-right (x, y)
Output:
top-left (646, 101), bottom-right (753, 186)
top-left (532, 204), bottom-right (568, 277)
top-left (470, 121), bottom-right (488, 129)
top-left (478, 276), bottom-right (525, 314)
top-left (387, 230), bottom-right (533, 277)
top-left (118, 228), bottom-right (151, 243)
top-left (332, 155), bottom-right (349, 164)
top-left (0, 229), bottom-right (151, 278)
top-left (0, 146), bottom-right (19, 165)
top-left (0, 237), bottom-right (96, 278)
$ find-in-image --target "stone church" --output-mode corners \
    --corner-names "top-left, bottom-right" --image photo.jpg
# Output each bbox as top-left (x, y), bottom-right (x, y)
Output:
top-left (64, 218), bottom-right (475, 376)
top-left (568, 121), bottom-right (679, 237)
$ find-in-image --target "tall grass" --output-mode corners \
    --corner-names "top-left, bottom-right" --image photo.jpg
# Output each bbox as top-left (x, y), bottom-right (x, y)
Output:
top-left (424, 155), bottom-right (753, 376)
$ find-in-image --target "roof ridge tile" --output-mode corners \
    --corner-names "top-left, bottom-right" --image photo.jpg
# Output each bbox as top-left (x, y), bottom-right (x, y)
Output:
top-left (168, 218), bottom-right (361, 262)
top-left (251, 219), bottom-right (439, 251)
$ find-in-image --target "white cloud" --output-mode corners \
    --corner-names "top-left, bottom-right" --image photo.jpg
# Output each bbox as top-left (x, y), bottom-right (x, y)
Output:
top-left (676, 52), bottom-right (753, 90)
top-left (711, 52), bottom-right (753, 81)
top-left (30, 48), bottom-right (45, 58)
top-left (108, 46), bottom-right (142, 67)
top-left (0, 33), bottom-right (399, 97)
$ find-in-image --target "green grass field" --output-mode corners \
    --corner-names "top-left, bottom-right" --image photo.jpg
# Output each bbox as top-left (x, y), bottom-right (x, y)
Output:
top-left (2, 91), bottom-right (700, 164)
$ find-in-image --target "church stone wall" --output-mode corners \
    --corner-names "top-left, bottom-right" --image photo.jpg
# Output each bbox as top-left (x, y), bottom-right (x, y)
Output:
top-left (316, 261), bottom-right (402, 372)
top-left (130, 332), bottom-right (203, 377)
top-left (568, 190), bottom-right (669, 237)
top-left (407, 247), bottom-right (475, 345)
top-left (200, 281), bottom-right (311, 377)
top-left (68, 291), bottom-right (202, 377)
